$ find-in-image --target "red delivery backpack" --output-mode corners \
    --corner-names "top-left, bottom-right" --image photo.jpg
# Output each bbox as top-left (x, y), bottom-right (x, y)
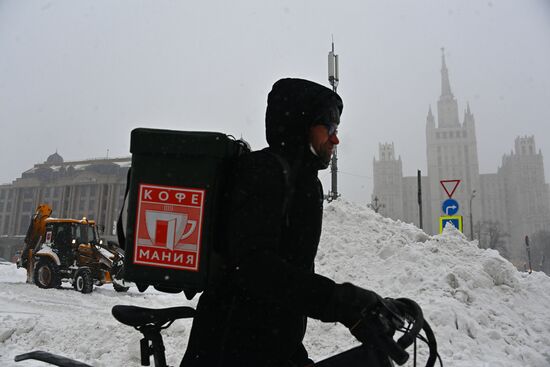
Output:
top-left (118, 128), bottom-right (251, 299)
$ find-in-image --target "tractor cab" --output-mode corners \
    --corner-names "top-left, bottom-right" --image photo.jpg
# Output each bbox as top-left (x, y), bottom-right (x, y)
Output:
top-left (44, 218), bottom-right (100, 267)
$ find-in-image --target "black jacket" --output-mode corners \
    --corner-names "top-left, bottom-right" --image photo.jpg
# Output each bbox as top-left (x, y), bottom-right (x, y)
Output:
top-left (182, 147), bottom-right (339, 366)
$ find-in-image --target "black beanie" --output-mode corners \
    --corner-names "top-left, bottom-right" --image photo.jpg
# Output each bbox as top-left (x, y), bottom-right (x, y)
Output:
top-left (265, 78), bottom-right (343, 150)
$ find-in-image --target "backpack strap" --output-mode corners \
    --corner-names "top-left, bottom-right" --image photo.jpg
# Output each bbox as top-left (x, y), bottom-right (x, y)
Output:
top-left (264, 150), bottom-right (297, 226)
top-left (116, 167), bottom-right (131, 249)
top-left (116, 168), bottom-right (150, 293)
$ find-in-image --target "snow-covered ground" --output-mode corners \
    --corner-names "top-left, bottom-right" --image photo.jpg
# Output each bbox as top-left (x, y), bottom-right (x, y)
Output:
top-left (1, 200), bottom-right (550, 366)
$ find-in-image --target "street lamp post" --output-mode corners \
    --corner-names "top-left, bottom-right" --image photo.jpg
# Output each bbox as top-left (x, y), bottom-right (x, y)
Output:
top-left (469, 190), bottom-right (477, 240)
top-left (327, 39), bottom-right (339, 201)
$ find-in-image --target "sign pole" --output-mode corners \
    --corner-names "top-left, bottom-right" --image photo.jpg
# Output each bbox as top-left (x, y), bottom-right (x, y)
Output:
top-left (469, 190), bottom-right (476, 240)
top-left (417, 170), bottom-right (423, 229)
top-left (525, 236), bottom-right (533, 274)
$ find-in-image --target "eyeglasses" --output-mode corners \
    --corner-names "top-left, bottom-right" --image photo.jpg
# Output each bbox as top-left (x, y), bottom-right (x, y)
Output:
top-left (322, 122), bottom-right (338, 136)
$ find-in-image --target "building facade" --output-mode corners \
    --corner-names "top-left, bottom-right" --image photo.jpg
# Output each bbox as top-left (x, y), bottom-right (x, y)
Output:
top-left (372, 143), bottom-right (404, 220)
top-left (372, 51), bottom-right (550, 265)
top-left (497, 137), bottom-right (550, 260)
top-left (0, 152), bottom-right (130, 241)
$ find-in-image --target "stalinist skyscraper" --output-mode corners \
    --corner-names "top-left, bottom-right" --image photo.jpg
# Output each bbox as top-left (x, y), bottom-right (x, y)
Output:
top-left (372, 49), bottom-right (550, 266)
top-left (425, 49), bottom-right (481, 237)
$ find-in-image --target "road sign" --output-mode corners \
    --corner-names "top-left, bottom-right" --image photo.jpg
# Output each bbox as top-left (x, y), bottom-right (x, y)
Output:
top-left (440, 180), bottom-right (461, 198)
top-left (439, 215), bottom-right (463, 233)
top-left (442, 198), bottom-right (459, 216)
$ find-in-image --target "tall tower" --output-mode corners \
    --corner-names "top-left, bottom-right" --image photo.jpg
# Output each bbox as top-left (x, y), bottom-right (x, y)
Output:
top-left (426, 49), bottom-right (481, 236)
top-left (372, 143), bottom-right (404, 220)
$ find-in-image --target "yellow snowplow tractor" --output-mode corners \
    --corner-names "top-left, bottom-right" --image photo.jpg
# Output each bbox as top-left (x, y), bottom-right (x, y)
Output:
top-left (33, 217), bottom-right (129, 293)
top-left (18, 204), bottom-right (129, 293)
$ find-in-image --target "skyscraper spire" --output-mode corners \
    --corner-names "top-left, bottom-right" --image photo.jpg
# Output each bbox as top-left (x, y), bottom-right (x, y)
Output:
top-left (437, 48), bottom-right (460, 127)
top-left (464, 101), bottom-right (475, 127)
top-left (426, 105), bottom-right (435, 129)
top-left (440, 47), bottom-right (453, 98)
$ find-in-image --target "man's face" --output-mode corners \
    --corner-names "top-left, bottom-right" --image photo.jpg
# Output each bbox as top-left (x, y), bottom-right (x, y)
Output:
top-left (309, 123), bottom-right (340, 166)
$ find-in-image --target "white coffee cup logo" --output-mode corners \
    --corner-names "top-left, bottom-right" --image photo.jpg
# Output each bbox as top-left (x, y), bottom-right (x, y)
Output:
top-left (145, 210), bottom-right (197, 250)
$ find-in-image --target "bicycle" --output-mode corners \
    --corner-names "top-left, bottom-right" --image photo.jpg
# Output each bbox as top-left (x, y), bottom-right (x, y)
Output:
top-left (15, 297), bottom-right (441, 367)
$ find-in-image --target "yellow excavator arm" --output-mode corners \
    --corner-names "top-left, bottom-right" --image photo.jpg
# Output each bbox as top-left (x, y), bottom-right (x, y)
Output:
top-left (19, 204), bottom-right (53, 269)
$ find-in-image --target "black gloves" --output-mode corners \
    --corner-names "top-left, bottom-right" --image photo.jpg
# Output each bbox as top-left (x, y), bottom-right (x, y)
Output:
top-left (327, 287), bottom-right (426, 366)
top-left (330, 283), bottom-right (382, 331)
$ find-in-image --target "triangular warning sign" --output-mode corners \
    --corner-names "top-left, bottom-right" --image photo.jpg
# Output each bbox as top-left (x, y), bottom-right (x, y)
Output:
top-left (440, 180), bottom-right (461, 198)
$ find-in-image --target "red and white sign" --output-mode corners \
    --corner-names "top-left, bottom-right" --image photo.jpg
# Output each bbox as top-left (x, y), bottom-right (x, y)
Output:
top-left (440, 179), bottom-right (461, 198)
top-left (133, 183), bottom-right (205, 271)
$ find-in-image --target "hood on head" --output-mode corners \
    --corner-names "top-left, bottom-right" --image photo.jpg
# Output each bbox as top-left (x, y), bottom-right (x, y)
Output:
top-left (265, 78), bottom-right (343, 153)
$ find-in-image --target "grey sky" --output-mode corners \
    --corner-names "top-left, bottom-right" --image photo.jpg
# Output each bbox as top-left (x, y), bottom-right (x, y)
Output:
top-left (1, 0), bottom-right (549, 203)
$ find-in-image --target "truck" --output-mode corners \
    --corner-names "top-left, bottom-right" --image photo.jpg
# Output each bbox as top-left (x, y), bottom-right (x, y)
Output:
top-left (17, 204), bottom-right (129, 293)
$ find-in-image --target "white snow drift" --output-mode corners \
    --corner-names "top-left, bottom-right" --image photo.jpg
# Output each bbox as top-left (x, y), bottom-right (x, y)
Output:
top-left (1, 199), bottom-right (549, 366)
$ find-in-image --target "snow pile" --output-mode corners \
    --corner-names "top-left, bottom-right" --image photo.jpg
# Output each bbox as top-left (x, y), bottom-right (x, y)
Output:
top-left (0, 263), bottom-right (196, 367)
top-left (1, 199), bottom-right (550, 366)
top-left (306, 200), bottom-right (550, 366)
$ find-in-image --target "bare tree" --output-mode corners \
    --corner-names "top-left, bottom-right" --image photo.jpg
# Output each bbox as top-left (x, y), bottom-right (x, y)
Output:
top-left (476, 220), bottom-right (510, 258)
top-left (530, 230), bottom-right (550, 275)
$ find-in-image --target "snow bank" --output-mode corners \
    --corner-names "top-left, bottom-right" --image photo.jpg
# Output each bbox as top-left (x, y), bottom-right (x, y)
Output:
top-left (0, 262), bottom-right (196, 367)
top-left (306, 200), bottom-right (550, 366)
top-left (1, 200), bottom-right (550, 366)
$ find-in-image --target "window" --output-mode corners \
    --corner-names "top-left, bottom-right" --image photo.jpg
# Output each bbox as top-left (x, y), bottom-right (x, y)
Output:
top-left (19, 215), bottom-right (30, 233)
top-left (23, 189), bottom-right (34, 199)
top-left (22, 201), bottom-right (33, 212)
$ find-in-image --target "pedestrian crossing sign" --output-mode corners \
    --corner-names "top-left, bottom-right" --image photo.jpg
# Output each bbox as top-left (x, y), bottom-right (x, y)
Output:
top-left (439, 215), bottom-right (463, 233)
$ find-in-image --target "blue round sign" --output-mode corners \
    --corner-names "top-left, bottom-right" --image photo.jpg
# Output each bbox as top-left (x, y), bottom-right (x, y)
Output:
top-left (442, 198), bottom-right (459, 216)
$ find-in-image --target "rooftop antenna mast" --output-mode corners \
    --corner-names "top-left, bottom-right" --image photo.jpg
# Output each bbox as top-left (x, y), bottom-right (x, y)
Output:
top-left (327, 36), bottom-right (340, 201)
